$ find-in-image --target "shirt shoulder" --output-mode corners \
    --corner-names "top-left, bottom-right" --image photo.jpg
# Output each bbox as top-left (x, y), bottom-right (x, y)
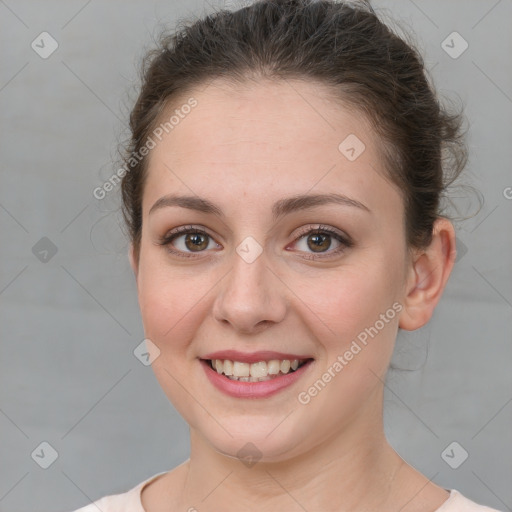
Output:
top-left (70, 471), bottom-right (168, 512)
top-left (70, 481), bottom-right (503, 512)
top-left (435, 489), bottom-right (504, 512)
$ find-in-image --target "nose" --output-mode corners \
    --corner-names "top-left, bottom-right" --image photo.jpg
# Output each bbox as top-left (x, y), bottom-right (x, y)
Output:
top-left (212, 248), bottom-right (287, 334)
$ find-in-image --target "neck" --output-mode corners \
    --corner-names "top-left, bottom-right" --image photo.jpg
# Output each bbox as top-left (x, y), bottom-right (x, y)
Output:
top-left (178, 386), bottom-right (409, 512)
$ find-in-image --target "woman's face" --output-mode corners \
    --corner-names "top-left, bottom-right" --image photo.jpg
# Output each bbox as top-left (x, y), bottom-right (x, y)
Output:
top-left (131, 79), bottom-right (411, 462)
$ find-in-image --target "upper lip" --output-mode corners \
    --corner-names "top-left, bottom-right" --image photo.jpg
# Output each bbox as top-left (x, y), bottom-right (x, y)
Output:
top-left (201, 350), bottom-right (313, 364)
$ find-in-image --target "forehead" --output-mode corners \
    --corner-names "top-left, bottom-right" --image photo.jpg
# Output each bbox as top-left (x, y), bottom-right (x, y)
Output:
top-left (142, 78), bottom-right (401, 219)
top-left (151, 78), bottom-right (376, 161)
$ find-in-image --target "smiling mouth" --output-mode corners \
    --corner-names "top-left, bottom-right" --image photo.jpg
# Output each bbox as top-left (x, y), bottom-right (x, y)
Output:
top-left (204, 358), bottom-right (313, 382)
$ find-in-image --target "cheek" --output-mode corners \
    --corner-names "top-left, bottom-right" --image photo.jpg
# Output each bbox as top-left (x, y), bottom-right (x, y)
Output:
top-left (293, 266), bottom-right (400, 422)
top-left (294, 260), bottom-right (401, 379)
top-left (298, 262), bottom-right (398, 332)
top-left (136, 258), bottom-right (208, 413)
top-left (136, 255), bottom-right (203, 346)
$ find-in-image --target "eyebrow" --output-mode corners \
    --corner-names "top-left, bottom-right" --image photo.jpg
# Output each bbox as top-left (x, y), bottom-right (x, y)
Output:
top-left (148, 192), bottom-right (371, 220)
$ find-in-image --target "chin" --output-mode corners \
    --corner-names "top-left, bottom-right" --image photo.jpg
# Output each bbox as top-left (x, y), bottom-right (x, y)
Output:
top-left (198, 415), bottom-right (313, 465)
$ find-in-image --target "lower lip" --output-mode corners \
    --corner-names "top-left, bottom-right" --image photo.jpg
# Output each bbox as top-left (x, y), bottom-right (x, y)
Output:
top-left (200, 359), bottom-right (314, 399)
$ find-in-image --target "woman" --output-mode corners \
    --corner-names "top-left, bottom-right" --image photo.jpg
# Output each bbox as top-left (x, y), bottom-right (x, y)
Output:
top-left (74, 0), bottom-right (501, 510)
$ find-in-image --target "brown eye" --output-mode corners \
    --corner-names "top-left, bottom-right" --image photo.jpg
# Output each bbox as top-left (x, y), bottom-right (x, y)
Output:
top-left (183, 232), bottom-right (209, 252)
top-left (306, 232), bottom-right (332, 252)
top-left (291, 225), bottom-right (353, 260)
top-left (158, 226), bottom-right (221, 258)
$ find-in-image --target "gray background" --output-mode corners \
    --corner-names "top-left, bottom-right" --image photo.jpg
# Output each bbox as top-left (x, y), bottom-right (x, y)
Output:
top-left (1, 1), bottom-right (511, 511)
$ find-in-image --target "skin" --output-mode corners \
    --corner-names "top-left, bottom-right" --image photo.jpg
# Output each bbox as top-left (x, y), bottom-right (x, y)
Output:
top-left (128, 78), bottom-right (457, 512)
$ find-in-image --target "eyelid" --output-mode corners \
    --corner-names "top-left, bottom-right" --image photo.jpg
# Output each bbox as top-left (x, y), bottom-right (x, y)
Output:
top-left (291, 224), bottom-right (351, 244)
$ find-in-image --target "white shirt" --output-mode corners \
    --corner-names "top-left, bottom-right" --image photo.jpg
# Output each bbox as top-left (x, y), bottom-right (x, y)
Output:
top-left (71, 471), bottom-right (504, 511)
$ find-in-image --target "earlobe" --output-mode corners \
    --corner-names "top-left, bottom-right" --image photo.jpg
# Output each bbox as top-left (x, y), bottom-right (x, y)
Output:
top-left (398, 218), bottom-right (457, 331)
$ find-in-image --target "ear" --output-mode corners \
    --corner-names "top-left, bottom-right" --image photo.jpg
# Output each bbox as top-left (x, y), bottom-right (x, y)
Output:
top-left (399, 218), bottom-right (457, 331)
top-left (128, 243), bottom-right (139, 280)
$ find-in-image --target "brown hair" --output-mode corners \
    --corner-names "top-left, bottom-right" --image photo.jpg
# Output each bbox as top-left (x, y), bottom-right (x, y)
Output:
top-left (120, 0), bottom-right (468, 257)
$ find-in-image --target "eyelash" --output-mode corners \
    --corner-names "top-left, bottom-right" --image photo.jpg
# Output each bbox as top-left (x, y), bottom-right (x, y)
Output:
top-left (157, 224), bottom-right (353, 260)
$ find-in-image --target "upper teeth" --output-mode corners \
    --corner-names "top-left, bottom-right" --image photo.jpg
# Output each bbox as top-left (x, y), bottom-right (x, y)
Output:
top-left (212, 359), bottom-right (302, 378)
